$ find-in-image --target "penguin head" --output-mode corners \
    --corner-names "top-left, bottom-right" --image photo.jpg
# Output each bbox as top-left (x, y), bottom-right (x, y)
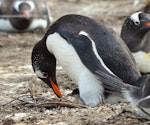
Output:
top-left (125, 11), bottom-right (150, 32)
top-left (121, 11), bottom-right (150, 52)
top-left (67, 88), bottom-right (85, 105)
top-left (67, 88), bottom-right (80, 96)
top-left (13, 0), bottom-right (35, 19)
top-left (31, 39), bottom-right (62, 98)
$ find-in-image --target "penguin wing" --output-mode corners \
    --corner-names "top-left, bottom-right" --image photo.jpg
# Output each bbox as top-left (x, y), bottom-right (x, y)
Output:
top-left (60, 29), bottom-right (124, 94)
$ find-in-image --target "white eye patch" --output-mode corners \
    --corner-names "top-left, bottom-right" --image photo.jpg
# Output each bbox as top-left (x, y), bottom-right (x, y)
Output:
top-left (13, 0), bottom-right (35, 12)
top-left (35, 70), bottom-right (48, 78)
top-left (130, 11), bottom-right (142, 25)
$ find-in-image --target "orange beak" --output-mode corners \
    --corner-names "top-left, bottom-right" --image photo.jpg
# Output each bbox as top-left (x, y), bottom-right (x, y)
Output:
top-left (50, 78), bottom-right (62, 97)
top-left (22, 11), bottom-right (30, 19)
top-left (145, 22), bottom-right (150, 26)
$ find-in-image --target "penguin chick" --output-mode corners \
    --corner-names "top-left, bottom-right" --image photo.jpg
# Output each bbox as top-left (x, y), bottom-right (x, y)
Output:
top-left (67, 88), bottom-right (85, 105)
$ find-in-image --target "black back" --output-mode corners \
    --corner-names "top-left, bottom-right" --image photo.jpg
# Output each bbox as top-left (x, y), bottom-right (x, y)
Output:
top-left (44, 14), bottom-right (141, 86)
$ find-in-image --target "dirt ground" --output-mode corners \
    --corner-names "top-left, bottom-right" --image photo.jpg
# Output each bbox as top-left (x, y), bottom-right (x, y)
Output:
top-left (0, 0), bottom-right (150, 125)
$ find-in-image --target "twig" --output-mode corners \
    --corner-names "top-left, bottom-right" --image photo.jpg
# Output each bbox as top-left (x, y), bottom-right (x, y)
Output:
top-left (0, 91), bottom-right (87, 109)
top-left (36, 101), bottom-right (87, 109)
top-left (0, 95), bottom-right (32, 107)
top-left (0, 99), bottom-right (17, 107)
top-left (27, 84), bottom-right (39, 111)
top-left (11, 96), bottom-right (34, 105)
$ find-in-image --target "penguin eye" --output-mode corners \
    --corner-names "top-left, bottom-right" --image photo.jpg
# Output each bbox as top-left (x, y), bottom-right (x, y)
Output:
top-left (134, 21), bottom-right (140, 25)
top-left (43, 72), bottom-right (48, 78)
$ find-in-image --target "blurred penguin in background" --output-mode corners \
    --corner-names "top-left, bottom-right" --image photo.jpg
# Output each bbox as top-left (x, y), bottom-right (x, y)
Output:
top-left (0, 0), bottom-right (52, 32)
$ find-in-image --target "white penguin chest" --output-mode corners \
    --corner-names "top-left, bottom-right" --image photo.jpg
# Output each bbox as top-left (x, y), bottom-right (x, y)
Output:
top-left (46, 32), bottom-right (124, 106)
top-left (46, 32), bottom-right (97, 84)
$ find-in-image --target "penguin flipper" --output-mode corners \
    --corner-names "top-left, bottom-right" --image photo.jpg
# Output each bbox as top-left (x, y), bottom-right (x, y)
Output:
top-left (95, 70), bottom-right (125, 94)
top-left (60, 29), bottom-right (125, 94)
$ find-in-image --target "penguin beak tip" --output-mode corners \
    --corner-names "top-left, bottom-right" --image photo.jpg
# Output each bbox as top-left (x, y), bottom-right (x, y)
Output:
top-left (49, 78), bottom-right (62, 98)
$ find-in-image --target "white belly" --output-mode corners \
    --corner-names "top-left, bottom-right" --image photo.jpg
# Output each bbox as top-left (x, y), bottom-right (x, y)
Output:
top-left (132, 51), bottom-right (150, 73)
top-left (46, 32), bottom-right (104, 106)
top-left (27, 18), bottom-right (48, 31)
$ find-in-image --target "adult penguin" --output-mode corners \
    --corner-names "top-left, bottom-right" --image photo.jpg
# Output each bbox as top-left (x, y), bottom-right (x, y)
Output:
top-left (0, 0), bottom-right (52, 32)
top-left (121, 11), bottom-right (150, 73)
top-left (32, 14), bottom-right (141, 106)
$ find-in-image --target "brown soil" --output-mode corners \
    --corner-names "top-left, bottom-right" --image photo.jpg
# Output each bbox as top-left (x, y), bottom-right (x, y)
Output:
top-left (0, 0), bottom-right (149, 125)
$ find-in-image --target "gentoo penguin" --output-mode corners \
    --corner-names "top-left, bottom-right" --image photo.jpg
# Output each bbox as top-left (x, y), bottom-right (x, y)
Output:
top-left (0, 0), bottom-right (52, 32)
top-left (103, 74), bottom-right (150, 118)
top-left (121, 11), bottom-right (150, 73)
top-left (32, 14), bottom-right (141, 106)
